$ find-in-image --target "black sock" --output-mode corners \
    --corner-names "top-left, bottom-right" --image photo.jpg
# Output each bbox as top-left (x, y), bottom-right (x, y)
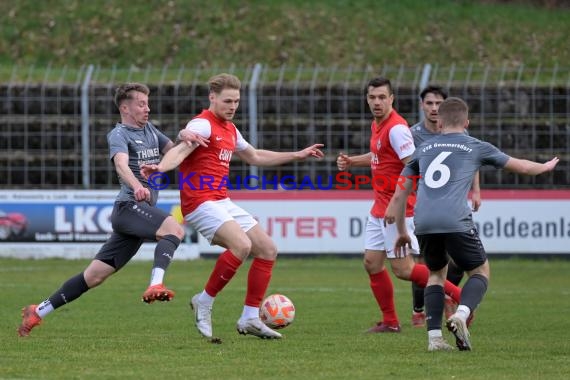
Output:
top-left (460, 274), bottom-right (489, 313)
top-left (412, 282), bottom-right (425, 312)
top-left (447, 261), bottom-right (464, 285)
top-left (48, 273), bottom-right (89, 309)
top-left (153, 234), bottom-right (181, 270)
top-left (424, 285), bottom-right (445, 331)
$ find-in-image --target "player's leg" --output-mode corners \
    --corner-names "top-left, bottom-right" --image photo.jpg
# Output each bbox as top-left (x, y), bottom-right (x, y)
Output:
top-left (113, 201), bottom-right (184, 303)
top-left (386, 217), bottom-right (462, 304)
top-left (444, 257), bottom-right (464, 319)
top-left (364, 216), bottom-right (399, 333)
top-left (235, 223), bottom-right (282, 339)
top-left (18, 232), bottom-right (142, 337)
top-left (444, 229), bottom-right (488, 350)
top-left (411, 254), bottom-right (426, 327)
top-left (186, 199), bottom-right (251, 338)
top-left (420, 233), bottom-right (454, 351)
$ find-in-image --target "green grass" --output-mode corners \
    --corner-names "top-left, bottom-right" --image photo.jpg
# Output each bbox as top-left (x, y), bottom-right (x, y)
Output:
top-left (0, 0), bottom-right (569, 82)
top-left (2, 257), bottom-right (570, 379)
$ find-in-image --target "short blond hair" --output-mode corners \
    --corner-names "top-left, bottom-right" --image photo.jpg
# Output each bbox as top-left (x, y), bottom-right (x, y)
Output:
top-left (208, 73), bottom-right (241, 94)
top-left (438, 97), bottom-right (469, 127)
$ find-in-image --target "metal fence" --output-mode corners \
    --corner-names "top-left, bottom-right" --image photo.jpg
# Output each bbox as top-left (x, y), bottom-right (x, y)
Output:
top-left (1, 64), bottom-right (569, 190)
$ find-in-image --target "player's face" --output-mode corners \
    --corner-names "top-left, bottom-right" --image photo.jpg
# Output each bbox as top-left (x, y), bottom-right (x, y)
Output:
top-left (421, 92), bottom-right (445, 126)
top-left (121, 91), bottom-right (150, 128)
top-left (210, 89), bottom-right (240, 121)
top-left (367, 85), bottom-right (393, 122)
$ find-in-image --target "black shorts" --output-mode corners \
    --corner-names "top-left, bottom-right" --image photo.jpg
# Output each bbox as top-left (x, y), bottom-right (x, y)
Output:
top-left (94, 201), bottom-right (169, 270)
top-left (417, 228), bottom-right (487, 272)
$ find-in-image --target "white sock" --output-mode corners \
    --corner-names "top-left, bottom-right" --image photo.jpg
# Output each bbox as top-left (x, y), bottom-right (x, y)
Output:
top-left (428, 329), bottom-right (443, 340)
top-left (150, 268), bottom-right (165, 286)
top-left (456, 305), bottom-right (471, 322)
top-left (198, 290), bottom-right (215, 307)
top-left (241, 305), bottom-right (260, 320)
top-left (36, 300), bottom-right (54, 318)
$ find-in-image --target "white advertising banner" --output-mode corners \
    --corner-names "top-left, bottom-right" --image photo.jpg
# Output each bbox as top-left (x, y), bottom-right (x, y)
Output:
top-left (0, 190), bottom-right (569, 258)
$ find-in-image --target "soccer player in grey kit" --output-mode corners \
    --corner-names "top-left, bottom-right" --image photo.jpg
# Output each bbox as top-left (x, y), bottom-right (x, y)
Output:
top-left (386, 97), bottom-right (558, 351)
top-left (409, 85), bottom-right (481, 326)
top-left (18, 83), bottom-right (206, 337)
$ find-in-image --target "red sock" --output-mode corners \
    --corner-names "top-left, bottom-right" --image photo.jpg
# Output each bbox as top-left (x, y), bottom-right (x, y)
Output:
top-left (204, 250), bottom-right (242, 297)
top-left (409, 263), bottom-right (462, 303)
top-left (444, 280), bottom-right (461, 303)
top-left (245, 257), bottom-right (275, 307)
top-left (409, 264), bottom-right (429, 287)
top-left (369, 270), bottom-right (399, 325)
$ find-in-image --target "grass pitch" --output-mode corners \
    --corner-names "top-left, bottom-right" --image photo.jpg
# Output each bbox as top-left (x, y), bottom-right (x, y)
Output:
top-left (1, 257), bottom-right (569, 379)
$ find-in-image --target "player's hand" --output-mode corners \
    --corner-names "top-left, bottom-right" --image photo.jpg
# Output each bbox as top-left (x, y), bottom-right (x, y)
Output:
top-left (471, 190), bottom-right (481, 212)
top-left (297, 144), bottom-right (325, 159)
top-left (133, 185), bottom-right (151, 202)
top-left (337, 152), bottom-right (351, 171)
top-left (544, 157), bottom-right (559, 171)
top-left (179, 129), bottom-right (209, 148)
top-left (140, 164), bottom-right (160, 180)
top-left (394, 234), bottom-right (412, 258)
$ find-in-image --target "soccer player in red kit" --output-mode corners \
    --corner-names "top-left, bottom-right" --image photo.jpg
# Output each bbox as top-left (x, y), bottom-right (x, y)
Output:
top-left (336, 77), bottom-right (462, 333)
top-left (141, 73), bottom-right (323, 339)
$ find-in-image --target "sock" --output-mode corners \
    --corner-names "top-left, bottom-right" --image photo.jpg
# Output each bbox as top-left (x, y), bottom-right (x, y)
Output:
top-left (36, 300), bottom-right (54, 318)
top-left (198, 290), bottom-right (215, 306)
top-left (241, 305), bottom-right (260, 321)
top-left (369, 270), bottom-right (399, 325)
top-left (47, 273), bottom-right (90, 310)
top-left (410, 263), bottom-right (462, 304)
top-left (244, 257), bottom-right (275, 307)
top-left (456, 305), bottom-right (471, 322)
top-left (409, 264), bottom-right (428, 287)
top-left (204, 250), bottom-right (242, 297)
top-left (447, 261), bottom-right (464, 285)
top-left (412, 282), bottom-right (425, 312)
top-left (428, 329), bottom-right (443, 339)
top-left (443, 280), bottom-right (462, 304)
top-left (459, 274), bottom-right (489, 316)
top-left (150, 234), bottom-right (180, 285)
top-left (150, 268), bottom-right (165, 286)
top-left (424, 285), bottom-right (445, 331)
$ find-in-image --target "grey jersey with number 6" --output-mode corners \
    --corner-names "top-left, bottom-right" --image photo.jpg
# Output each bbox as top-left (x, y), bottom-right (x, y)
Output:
top-left (402, 133), bottom-right (509, 234)
top-left (108, 122), bottom-right (170, 205)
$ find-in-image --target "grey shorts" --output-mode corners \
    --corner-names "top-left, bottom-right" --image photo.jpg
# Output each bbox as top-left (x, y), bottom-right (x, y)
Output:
top-left (417, 228), bottom-right (487, 272)
top-left (94, 201), bottom-right (169, 270)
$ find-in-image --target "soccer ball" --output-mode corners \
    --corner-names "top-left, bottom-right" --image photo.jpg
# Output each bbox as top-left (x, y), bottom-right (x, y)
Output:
top-left (260, 294), bottom-right (295, 329)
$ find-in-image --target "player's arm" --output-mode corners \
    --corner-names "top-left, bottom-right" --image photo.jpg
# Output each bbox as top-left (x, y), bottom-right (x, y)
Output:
top-left (385, 176), bottom-right (415, 256)
top-left (336, 152), bottom-right (372, 170)
top-left (471, 171), bottom-right (481, 211)
top-left (236, 144), bottom-right (324, 166)
top-left (156, 142), bottom-right (197, 172)
top-left (113, 152), bottom-right (150, 202)
top-left (504, 157), bottom-right (559, 175)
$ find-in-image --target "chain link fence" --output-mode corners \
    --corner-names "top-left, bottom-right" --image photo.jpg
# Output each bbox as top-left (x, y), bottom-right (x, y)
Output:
top-left (0, 64), bottom-right (568, 190)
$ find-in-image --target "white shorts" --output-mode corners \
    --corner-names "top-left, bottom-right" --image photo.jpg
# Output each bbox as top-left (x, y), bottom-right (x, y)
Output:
top-left (364, 214), bottom-right (419, 258)
top-left (184, 198), bottom-right (258, 244)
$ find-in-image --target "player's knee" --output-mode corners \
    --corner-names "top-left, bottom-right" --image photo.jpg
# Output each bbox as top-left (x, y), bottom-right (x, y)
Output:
top-left (363, 257), bottom-right (384, 274)
top-left (231, 238), bottom-right (252, 258)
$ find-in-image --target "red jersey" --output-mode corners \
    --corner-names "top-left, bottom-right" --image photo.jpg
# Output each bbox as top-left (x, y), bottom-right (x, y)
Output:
top-left (179, 109), bottom-right (249, 215)
top-left (369, 109), bottom-right (416, 218)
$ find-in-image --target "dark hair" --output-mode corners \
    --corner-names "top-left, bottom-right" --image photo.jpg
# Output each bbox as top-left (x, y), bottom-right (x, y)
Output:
top-left (419, 85), bottom-right (448, 101)
top-left (114, 83), bottom-right (150, 108)
top-left (208, 73), bottom-right (241, 94)
top-left (438, 97), bottom-right (469, 127)
top-left (366, 77), bottom-right (393, 95)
